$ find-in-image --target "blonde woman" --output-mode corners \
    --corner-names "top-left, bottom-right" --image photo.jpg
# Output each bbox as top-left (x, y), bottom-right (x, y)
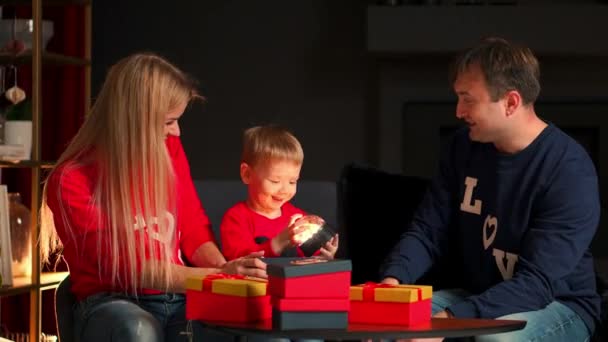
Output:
top-left (40, 53), bottom-right (266, 342)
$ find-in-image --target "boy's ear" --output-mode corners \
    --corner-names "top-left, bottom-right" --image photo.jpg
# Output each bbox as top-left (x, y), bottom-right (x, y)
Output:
top-left (240, 162), bottom-right (251, 184)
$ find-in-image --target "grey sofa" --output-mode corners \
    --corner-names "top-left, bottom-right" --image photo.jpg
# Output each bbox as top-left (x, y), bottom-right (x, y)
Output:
top-left (55, 179), bottom-right (339, 342)
top-left (55, 171), bottom-right (607, 341)
top-left (193, 179), bottom-right (340, 255)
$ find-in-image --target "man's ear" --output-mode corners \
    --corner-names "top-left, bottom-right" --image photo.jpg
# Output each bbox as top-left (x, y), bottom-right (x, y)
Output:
top-left (240, 162), bottom-right (251, 184)
top-left (504, 90), bottom-right (521, 117)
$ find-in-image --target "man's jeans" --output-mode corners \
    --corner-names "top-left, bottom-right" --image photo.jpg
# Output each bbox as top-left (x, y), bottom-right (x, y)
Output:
top-left (433, 289), bottom-right (591, 342)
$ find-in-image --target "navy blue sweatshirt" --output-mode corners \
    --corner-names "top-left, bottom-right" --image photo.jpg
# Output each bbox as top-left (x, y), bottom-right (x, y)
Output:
top-left (381, 123), bottom-right (601, 333)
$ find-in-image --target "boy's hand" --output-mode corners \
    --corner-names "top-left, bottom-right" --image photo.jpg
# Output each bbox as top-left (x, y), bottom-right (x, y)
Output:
top-left (319, 234), bottom-right (339, 260)
top-left (271, 214), bottom-right (303, 254)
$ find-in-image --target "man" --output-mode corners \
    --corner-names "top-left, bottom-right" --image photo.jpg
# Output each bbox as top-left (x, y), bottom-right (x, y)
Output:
top-left (380, 37), bottom-right (601, 341)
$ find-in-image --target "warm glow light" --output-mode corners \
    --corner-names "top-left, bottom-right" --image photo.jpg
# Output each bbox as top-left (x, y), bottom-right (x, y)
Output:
top-left (293, 222), bottom-right (322, 245)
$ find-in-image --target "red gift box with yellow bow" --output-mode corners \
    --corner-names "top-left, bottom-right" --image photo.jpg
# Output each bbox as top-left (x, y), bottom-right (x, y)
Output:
top-left (349, 282), bottom-right (432, 325)
top-left (185, 273), bottom-right (271, 323)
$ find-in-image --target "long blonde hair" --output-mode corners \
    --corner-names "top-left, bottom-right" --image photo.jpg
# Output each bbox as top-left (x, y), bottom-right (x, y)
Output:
top-left (40, 53), bottom-right (200, 293)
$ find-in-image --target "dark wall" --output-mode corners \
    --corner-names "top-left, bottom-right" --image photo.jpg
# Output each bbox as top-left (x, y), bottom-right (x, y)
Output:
top-left (93, 1), bottom-right (607, 254)
top-left (92, 0), bottom-right (370, 181)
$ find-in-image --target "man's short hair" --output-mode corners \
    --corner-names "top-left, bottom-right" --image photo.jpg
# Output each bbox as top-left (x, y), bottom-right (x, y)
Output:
top-left (449, 37), bottom-right (541, 105)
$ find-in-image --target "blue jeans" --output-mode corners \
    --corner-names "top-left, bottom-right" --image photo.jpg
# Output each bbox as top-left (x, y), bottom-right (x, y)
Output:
top-left (74, 292), bottom-right (190, 342)
top-left (432, 289), bottom-right (591, 342)
top-left (74, 292), bottom-right (323, 342)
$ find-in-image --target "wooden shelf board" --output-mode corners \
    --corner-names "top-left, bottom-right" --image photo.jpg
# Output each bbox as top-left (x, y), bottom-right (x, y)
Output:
top-left (0, 160), bottom-right (55, 168)
top-left (0, 278), bottom-right (33, 296)
top-left (0, 51), bottom-right (90, 66)
top-left (40, 271), bottom-right (69, 290)
top-left (0, 0), bottom-right (90, 6)
top-left (0, 271), bottom-right (68, 296)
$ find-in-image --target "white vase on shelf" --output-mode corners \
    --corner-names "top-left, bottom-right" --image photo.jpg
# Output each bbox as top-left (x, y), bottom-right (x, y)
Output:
top-left (4, 120), bottom-right (32, 160)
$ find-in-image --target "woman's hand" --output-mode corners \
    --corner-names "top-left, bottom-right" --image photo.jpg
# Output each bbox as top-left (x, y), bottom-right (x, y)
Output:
top-left (221, 251), bottom-right (268, 279)
top-left (319, 234), bottom-right (339, 260)
top-left (190, 241), bottom-right (227, 268)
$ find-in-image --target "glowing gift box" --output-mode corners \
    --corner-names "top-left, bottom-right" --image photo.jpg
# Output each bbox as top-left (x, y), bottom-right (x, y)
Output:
top-left (185, 273), bottom-right (271, 323)
top-left (349, 282), bottom-right (432, 325)
top-left (292, 215), bottom-right (337, 257)
top-left (267, 257), bottom-right (351, 298)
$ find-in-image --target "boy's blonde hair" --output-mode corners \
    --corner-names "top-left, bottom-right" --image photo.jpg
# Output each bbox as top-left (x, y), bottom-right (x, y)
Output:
top-left (242, 125), bottom-right (303, 167)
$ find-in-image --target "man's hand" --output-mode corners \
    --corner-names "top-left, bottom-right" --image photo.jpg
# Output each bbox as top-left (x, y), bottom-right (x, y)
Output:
top-left (397, 313), bottom-right (449, 342)
top-left (221, 251), bottom-right (267, 278)
top-left (433, 310), bottom-right (453, 319)
top-left (394, 311), bottom-right (452, 342)
top-left (375, 280), bottom-right (450, 342)
top-left (381, 277), bottom-right (400, 285)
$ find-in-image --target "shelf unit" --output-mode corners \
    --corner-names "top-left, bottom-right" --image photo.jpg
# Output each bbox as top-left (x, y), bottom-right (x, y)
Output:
top-left (0, 0), bottom-right (90, 341)
top-left (0, 51), bottom-right (90, 65)
top-left (2, 271), bottom-right (69, 297)
top-left (0, 160), bottom-right (55, 168)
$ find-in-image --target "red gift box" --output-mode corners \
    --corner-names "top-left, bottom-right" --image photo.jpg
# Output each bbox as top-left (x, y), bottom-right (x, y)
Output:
top-left (271, 297), bottom-right (350, 312)
top-left (186, 273), bottom-right (271, 323)
top-left (268, 271), bottom-right (351, 298)
top-left (349, 282), bottom-right (432, 325)
top-left (267, 258), bottom-right (352, 298)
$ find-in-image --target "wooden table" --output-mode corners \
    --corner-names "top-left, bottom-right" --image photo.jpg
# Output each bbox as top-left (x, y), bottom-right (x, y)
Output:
top-left (195, 317), bottom-right (526, 340)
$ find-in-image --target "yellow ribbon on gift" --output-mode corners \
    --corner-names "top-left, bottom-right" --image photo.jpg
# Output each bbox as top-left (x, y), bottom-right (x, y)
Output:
top-left (350, 282), bottom-right (432, 303)
top-left (186, 273), bottom-right (268, 297)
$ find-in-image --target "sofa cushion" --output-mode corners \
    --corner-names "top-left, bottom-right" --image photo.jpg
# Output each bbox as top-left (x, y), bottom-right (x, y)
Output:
top-left (194, 179), bottom-right (337, 253)
top-left (194, 180), bottom-right (246, 248)
top-left (337, 163), bottom-right (431, 285)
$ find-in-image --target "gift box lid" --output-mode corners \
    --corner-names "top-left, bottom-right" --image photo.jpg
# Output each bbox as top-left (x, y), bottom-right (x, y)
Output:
top-left (350, 283), bottom-right (432, 303)
top-left (186, 273), bottom-right (268, 297)
top-left (266, 257), bottom-right (352, 278)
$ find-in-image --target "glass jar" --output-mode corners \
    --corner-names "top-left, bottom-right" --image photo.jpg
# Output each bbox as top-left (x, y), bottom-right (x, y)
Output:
top-left (8, 192), bottom-right (32, 277)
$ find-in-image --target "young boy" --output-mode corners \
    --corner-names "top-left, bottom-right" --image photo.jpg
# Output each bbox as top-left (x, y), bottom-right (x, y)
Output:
top-left (220, 125), bottom-right (339, 260)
